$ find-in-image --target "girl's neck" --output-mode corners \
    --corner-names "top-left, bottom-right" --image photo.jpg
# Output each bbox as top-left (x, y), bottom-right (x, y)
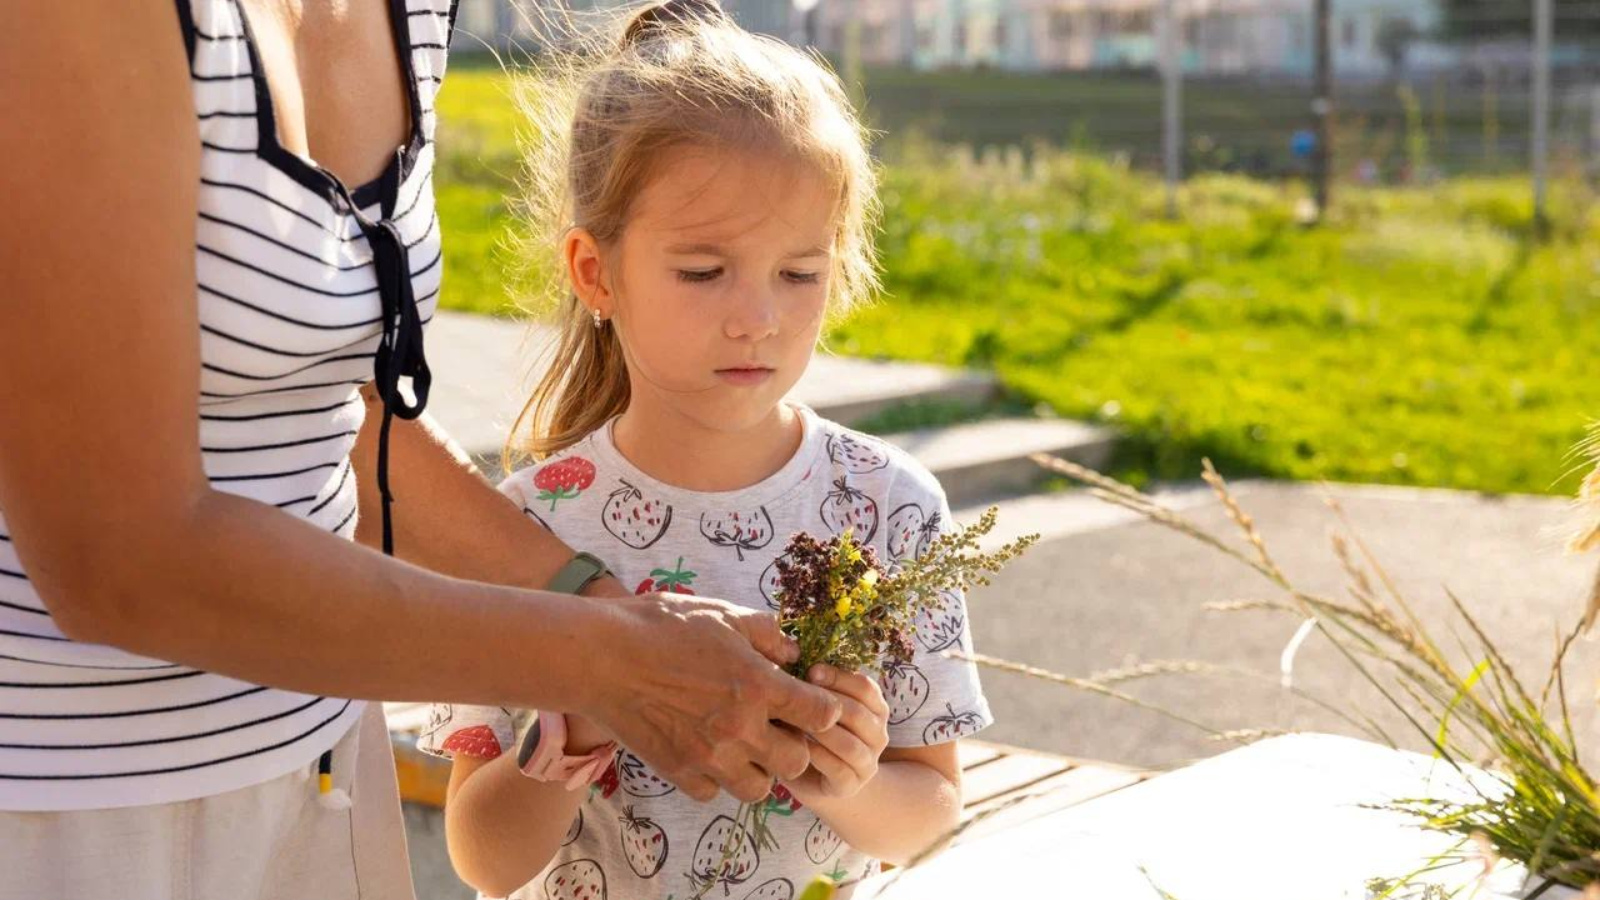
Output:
top-left (611, 402), bottom-right (804, 494)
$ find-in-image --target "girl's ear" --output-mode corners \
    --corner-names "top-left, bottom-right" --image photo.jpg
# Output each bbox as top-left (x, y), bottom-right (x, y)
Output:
top-left (563, 227), bottom-right (613, 318)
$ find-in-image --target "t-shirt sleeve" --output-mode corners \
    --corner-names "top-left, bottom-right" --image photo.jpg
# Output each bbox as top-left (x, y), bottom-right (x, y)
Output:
top-left (416, 702), bottom-right (528, 761)
top-left (878, 471), bottom-right (995, 748)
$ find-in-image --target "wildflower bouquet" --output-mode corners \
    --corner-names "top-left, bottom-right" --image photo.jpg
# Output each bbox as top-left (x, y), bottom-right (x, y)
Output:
top-left (771, 507), bottom-right (1036, 679)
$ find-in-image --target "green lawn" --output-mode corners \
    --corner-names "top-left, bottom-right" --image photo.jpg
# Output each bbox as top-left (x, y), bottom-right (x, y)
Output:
top-left (432, 67), bottom-right (1600, 497)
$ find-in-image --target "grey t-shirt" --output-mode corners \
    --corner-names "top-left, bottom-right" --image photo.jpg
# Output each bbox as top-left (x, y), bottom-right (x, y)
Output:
top-left (419, 404), bottom-right (993, 900)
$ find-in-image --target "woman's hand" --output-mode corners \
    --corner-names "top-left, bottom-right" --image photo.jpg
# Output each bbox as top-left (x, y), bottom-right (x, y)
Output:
top-left (578, 590), bottom-right (844, 804)
top-left (785, 664), bottom-right (891, 802)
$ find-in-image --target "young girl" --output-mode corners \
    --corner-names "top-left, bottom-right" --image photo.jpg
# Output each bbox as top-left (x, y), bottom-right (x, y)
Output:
top-left (419, 2), bottom-right (993, 897)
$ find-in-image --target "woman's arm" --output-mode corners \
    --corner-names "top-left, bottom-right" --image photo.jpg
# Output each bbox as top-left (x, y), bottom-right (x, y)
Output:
top-left (783, 668), bottom-right (963, 866)
top-left (0, 0), bottom-right (836, 805)
top-left (348, 391), bottom-right (588, 592)
top-left (442, 716), bottom-right (613, 897)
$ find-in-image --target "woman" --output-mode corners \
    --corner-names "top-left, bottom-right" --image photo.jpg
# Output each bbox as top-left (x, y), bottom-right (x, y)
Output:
top-left (0, 0), bottom-right (841, 896)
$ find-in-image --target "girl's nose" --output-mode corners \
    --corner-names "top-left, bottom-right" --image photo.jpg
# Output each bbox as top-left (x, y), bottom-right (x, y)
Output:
top-left (724, 282), bottom-right (780, 341)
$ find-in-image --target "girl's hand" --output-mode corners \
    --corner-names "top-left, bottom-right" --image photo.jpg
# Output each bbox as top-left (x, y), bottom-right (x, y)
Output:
top-left (564, 713), bottom-right (613, 754)
top-left (787, 664), bottom-right (890, 801)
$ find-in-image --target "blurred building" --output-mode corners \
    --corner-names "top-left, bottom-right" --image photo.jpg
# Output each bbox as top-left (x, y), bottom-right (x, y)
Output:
top-left (451, 0), bottom-right (1470, 78)
top-left (810, 0), bottom-right (1462, 76)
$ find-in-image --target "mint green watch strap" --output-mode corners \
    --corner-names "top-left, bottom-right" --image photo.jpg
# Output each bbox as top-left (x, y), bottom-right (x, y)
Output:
top-left (548, 551), bottom-right (611, 595)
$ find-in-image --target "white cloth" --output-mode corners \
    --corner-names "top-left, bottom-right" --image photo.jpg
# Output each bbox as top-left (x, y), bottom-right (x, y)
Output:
top-left (0, 702), bottom-right (417, 900)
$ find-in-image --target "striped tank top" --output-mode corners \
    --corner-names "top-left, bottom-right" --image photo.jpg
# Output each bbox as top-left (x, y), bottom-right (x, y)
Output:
top-left (0, 0), bottom-right (452, 810)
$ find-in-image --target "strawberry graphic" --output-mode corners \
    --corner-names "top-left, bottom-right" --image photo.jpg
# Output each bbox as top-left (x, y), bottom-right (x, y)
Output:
top-left (563, 808), bottom-right (584, 846)
top-left (620, 806), bottom-right (669, 878)
top-left (699, 507), bottom-right (774, 562)
top-left (636, 557), bottom-right (697, 595)
top-left (885, 502), bottom-right (926, 562)
top-left (688, 815), bottom-right (760, 894)
top-left (617, 750), bottom-right (677, 798)
top-left (544, 858), bottom-right (606, 900)
top-left (826, 432), bottom-right (889, 474)
top-left (533, 457), bottom-right (596, 512)
top-left (804, 819), bottom-right (841, 864)
top-left (758, 553), bottom-right (790, 610)
top-left (922, 703), bottom-right (985, 744)
top-left (520, 505), bottom-right (552, 531)
top-left (440, 724), bottom-right (501, 760)
top-left (762, 782), bottom-right (803, 816)
top-left (824, 859), bottom-right (851, 885)
top-left (741, 879), bottom-right (795, 900)
top-left (603, 480), bottom-right (673, 549)
top-left (592, 754), bottom-right (621, 800)
top-left (914, 588), bottom-right (966, 652)
top-left (819, 478), bottom-right (879, 544)
top-left (420, 703), bottom-right (453, 740)
top-left (880, 660), bottom-right (930, 725)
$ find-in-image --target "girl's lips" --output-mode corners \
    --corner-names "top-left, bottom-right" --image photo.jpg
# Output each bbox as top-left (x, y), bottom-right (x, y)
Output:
top-left (715, 366), bottom-right (775, 386)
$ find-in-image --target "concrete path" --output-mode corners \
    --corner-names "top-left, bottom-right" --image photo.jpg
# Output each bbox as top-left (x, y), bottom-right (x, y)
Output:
top-left (964, 479), bottom-right (1599, 771)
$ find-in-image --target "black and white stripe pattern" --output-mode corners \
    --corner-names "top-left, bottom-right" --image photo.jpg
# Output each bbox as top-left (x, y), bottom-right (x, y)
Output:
top-left (0, 0), bottom-right (455, 811)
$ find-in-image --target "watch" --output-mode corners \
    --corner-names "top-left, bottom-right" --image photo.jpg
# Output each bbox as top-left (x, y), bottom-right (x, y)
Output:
top-left (548, 551), bottom-right (611, 595)
top-left (516, 710), bottom-right (618, 789)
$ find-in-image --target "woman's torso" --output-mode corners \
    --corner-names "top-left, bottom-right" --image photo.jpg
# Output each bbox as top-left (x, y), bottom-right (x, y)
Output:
top-left (0, 0), bottom-right (451, 811)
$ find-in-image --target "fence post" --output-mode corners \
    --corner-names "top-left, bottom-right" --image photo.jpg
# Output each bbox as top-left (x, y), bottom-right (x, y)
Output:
top-left (1312, 0), bottom-right (1333, 220)
top-left (1589, 84), bottom-right (1600, 183)
top-left (1531, 0), bottom-right (1552, 232)
top-left (1160, 0), bottom-right (1183, 217)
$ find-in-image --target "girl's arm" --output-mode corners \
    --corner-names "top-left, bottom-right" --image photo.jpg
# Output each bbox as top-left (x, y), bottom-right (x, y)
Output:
top-left (785, 669), bottom-right (963, 866)
top-left (0, 0), bottom-right (837, 806)
top-left (444, 717), bottom-right (613, 898)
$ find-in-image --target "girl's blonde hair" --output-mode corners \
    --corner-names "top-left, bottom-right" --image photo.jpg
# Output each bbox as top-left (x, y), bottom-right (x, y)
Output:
top-left (503, 0), bottom-right (882, 468)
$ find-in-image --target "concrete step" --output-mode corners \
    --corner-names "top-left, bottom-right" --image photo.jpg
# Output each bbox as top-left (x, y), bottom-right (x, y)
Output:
top-left (952, 480), bottom-right (1217, 550)
top-left (886, 417), bottom-right (1119, 509)
top-left (423, 312), bottom-right (998, 467)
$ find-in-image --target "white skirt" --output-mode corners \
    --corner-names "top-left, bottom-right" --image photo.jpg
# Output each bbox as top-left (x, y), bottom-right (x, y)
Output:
top-left (0, 702), bottom-right (417, 900)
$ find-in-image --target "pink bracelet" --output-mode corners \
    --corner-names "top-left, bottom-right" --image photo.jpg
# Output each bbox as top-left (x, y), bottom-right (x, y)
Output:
top-left (517, 710), bottom-right (618, 791)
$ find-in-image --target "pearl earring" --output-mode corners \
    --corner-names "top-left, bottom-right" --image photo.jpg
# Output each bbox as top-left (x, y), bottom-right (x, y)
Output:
top-left (592, 309), bottom-right (604, 329)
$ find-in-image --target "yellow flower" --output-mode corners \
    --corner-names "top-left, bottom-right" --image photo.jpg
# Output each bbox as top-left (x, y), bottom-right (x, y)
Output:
top-left (835, 596), bottom-right (852, 619)
top-left (861, 569), bottom-right (879, 587)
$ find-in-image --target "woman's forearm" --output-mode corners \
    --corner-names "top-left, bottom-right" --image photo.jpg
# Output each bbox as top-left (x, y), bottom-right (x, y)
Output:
top-left (52, 483), bottom-right (610, 712)
top-left (791, 762), bottom-right (961, 866)
top-left (448, 755), bottom-right (586, 898)
top-left (349, 387), bottom-right (588, 591)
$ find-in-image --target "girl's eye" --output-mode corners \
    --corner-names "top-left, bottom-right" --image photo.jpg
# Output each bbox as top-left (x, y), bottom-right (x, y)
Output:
top-left (783, 271), bottom-right (822, 285)
top-left (676, 268), bottom-right (722, 283)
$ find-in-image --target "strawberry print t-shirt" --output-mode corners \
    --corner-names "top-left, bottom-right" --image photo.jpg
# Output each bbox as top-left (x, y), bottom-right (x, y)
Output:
top-left (418, 403), bottom-right (993, 900)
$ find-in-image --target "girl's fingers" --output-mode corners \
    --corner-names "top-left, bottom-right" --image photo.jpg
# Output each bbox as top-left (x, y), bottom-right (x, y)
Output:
top-left (808, 722), bottom-right (876, 776)
top-left (826, 693), bottom-right (887, 752)
top-left (808, 666), bottom-right (890, 719)
top-left (804, 741), bottom-right (860, 794)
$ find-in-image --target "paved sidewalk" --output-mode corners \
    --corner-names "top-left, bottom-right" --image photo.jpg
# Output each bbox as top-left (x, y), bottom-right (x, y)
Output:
top-left (965, 479), bottom-right (1599, 770)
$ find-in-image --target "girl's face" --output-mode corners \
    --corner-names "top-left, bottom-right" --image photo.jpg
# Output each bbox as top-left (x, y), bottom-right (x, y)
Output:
top-left (567, 148), bottom-right (838, 435)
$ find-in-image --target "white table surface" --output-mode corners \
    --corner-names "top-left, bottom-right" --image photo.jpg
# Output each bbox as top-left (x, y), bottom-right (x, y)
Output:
top-left (854, 733), bottom-right (1579, 900)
